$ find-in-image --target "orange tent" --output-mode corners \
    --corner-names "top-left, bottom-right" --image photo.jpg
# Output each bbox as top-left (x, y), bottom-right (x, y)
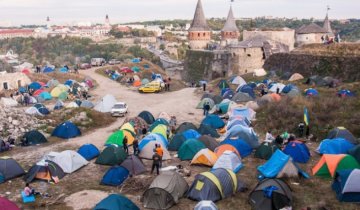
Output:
top-left (215, 144), bottom-right (240, 157)
top-left (133, 81), bottom-right (142, 87)
top-left (217, 127), bottom-right (226, 134)
top-left (191, 148), bottom-right (218, 167)
top-left (312, 154), bottom-right (360, 178)
top-left (270, 93), bottom-right (281, 102)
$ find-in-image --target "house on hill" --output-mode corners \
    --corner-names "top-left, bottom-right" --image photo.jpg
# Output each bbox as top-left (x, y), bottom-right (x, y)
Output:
top-left (0, 72), bottom-right (31, 91)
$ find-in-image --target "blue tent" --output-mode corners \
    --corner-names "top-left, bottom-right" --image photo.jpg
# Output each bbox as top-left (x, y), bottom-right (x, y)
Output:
top-left (54, 100), bottom-right (64, 110)
top-left (143, 64), bottom-right (150, 69)
top-left (222, 90), bottom-right (235, 100)
top-left (283, 141), bottom-right (310, 163)
top-left (224, 125), bottom-right (259, 149)
top-left (238, 85), bottom-right (255, 98)
top-left (182, 129), bottom-right (201, 140)
top-left (28, 82), bottom-right (42, 90)
top-left (43, 67), bottom-right (54, 73)
top-left (221, 88), bottom-right (232, 96)
top-left (101, 166), bottom-right (129, 186)
top-left (111, 73), bottom-right (120, 80)
top-left (227, 119), bottom-right (249, 130)
top-left (317, 138), bottom-right (355, 155)
top-left (19, 87), bottom-right (27, 93)
top-left (94, 194), bottom-right (139, 210)
top-left (247, 82), bottom-right (257, 89)
top-left (132, 58), bottom-right (140, 63)
top-left (338, 89), bottom-right (355, 97)
top-left (201, 115), bottom-right (225, 129)
top-left (35, 104), bottom-right (50, 115)
top-left (230, 107), bottom-right (254, 122)
top-left (64, 80), bottom-right (73, 87)
top-left (257, 150), bottom-right (308, 178)
top-left (332, 169), bottom-right (360, 202)
top-left (220, 138), bottom-right (253, 158)
top-left (139, 133), bottom-right (168, 150)
top-left (52, 121), bottom-right (81, 139)
top-left (77, 144), bottom-right (100, 160)
top-left (39, 92), bottom-right (52, 100)
top-left (305, 88), bottom-right (319, 96)
top-left (59, 67), bottom-right (68, 73)
top-left (282, 84), bottom-right (296, 94)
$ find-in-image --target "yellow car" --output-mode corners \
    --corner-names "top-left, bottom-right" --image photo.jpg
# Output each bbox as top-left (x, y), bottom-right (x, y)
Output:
top-left (138, 82), bottom-right (163, 93)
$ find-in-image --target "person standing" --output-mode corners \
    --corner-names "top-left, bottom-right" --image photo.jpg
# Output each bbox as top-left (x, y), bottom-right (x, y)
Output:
top-left (123, 136), bottom-right (128, 154)
top-left (133, 139), bottom-right (139, 156)
top-left (155, 144), bottom-right (164, 168)
top-left (265, 130), bottom-right (275, 142)
top-left (203, 83), bottom-right (206, 91)
top-left (151, 152), bottom-right (161, 175)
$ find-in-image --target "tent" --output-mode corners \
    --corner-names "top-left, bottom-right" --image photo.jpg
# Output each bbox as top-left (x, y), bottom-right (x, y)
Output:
top-left (80, 100), bottom-right (94, 108)
top-left (217, 80), bottom-right (229, 89)
top-left (198, 124), bottom-right (220, 138)
top-left (25, 107), bottom-right (43, 116)
top-left (238, 85), bottom-right (256, 98)
top-left (47, 79), bottom-right (59, 87)
top-left (43, 66), bottom-right (54, 73)
top-left (212, 151), bottom-right (243, 173)
top-left (211, 95), bottom-right (223, 105)
top-left (24, 160), bottom-right (65, 183)
top-left (120, 122), bottom-right (136, 134)
top-left (33, 89), bottom-right (45, 96)
top-left (131, 66), bottom-right (140, 72)
top-left (187, 168), bottom-right (246, 202)
top-left (22, 130), bottom-right (47, 146)
top-left (332, 169), bottom-right (360, 202)
top-left (220, 138), bottom-right (252, 158)
top-left (215, 144), bottom-right (240, 158)
top-left (96, 145), bottom-right (127, 165)
top-left (182, 129), bottom-right (201, 140)
top-left (120, 155), bottom-right (146, 175)
top-left (245, 101), bottom-right (259, 111)
top-left (287, 88), bottom-right (301, 98)
top-left (139, 141), bottom-right (171, 160)
top-left (201, 115), bottom-right (225, 129)
top-left (327, 127), bottom-right (358, 144)
top-left (0, 98), bottom-right (18, 107)
top-left (106, 130), bottom-right (127, 146)
top-left (317, 138), bottom-right (355, 155)
top-left (349, 145), bottom-right (360, 164)
top-left (222, 90), bottom-right (235, 100)
top-left (249, 178), bottom-right (292, 210)
top-left (52, 121), bottom-right (81, 139)
top-left (253, 68), bottom-right (267, 77)
top-left (54, 100), bottom-right (64, 110)
top-left (229, 76), bottom-right (246, 86)
top-left (0, 157), bottom-right (25, 183)
top-left (217, 101), bottom-right (237, 114)
top-left (229, 107), bottom-right (256, 122)
top-left (257, 150), bottom-right (306, 178)
top-left (196, 98), bottom-right (215, 110)
top-left (224, 125), bottom-right (259, 149)
top-left (28, 82), bottom-right (42, 90)
top-left (94, 94), bottom-right (117, 113)
top-left (283, 141), bottom-right (311, 163)
top-left (143, 172), bottom-right (189, 210)
top-left (194, 201), bottom-right (218, 210)
top-left (43, 150), bottom-right (88, 173)
top-left (77, 144), bottom-right (100, 161)
top-left (281, 84), bottom-right (297, 94)
top-left (101, 166), bottom-right (129, 186)
top-left (305, 88), bottom-right (319, 96)
top-left (312, 154), bottom-right (360, 178)
top-left (168, 134), bottom-right (187, 151)
top-left (178, 139), bottom-right (206, 160)
top-left (59, 67), bottom-right (68, 73)
top-left (254, 142), bottom-right (280, 160)
top-left (138, 111), bottom-right (155, 125)
top-left (232, 92), bottom-right (253, 103)
top-left (39, 92), bottom-right (52, 100)
top-left (0, 197), bottom-right (20, 210)
top-left (288, 73), bottom-right (304, 81)
top-left (141, 78), bottom-right (150, 85)
top-left (338, 89), bottom-right (355, 97)
top-left (34, 103), bottom-right (50, 115)
top-left (139, 133), bottom-right (168, 150)
top-left (191, 149), bottom-right (218, 167)
top-left (94, 194), bottom-right (139, 210)
top-left (151, 124), bottom-right (168, 140)
top-left (198, 135), bottom-right (219, 151)
top-left (176, 122), bottom-right (197, 134)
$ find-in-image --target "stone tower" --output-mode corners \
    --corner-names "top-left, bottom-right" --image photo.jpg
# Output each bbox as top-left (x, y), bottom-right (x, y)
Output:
top-left (221, 6), bottom-right (240, 47)
top-left (188, 0), bottom-right (211, 50)
top-left (323, 13), bottom-right (334, 36)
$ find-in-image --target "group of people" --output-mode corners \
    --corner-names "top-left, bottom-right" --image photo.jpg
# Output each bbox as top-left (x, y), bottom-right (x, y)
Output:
top-left (163, 78), bottom-right (171, 91)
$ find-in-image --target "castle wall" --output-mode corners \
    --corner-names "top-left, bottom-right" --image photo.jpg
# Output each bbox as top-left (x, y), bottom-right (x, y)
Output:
top-left (228, 47), bottom-right (265, 75)
top-left (243, 30), bottom-right (295, 51)
top-left (296, 33), bottom-right (324, 46)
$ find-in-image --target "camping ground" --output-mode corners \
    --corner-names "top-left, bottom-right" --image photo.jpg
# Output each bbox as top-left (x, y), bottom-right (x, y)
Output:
top-left (1, 66), bottom-right (360, 210)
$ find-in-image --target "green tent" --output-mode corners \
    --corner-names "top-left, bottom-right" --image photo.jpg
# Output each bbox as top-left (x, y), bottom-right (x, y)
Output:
top-left (312, 154), bottom-right (360, 178)
top-left (217, 80), bottom-right (229, 89)
top-left (22, 130), bottom-right (48, 146)
top-left (105, 131), bottom-right (125, 146)
top-left (254, 142), bottom-right (280, 160)
top-left (58, 92), bottom-right (68, 100)
top-left (196, 98), bottom-right (215, 109)
top-left (131, 66), bottom-right (140, 72)
top-left (95, 145), bottom-right (127, 165)
top-left (178, 139), bottom-right (206, 161)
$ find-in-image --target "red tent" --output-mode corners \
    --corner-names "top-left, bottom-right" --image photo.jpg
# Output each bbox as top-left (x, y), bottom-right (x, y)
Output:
top-left (0, 197), bottom-right (20, 210)
top-left (21, 69), bottom-right (31, 74)
top-left (120, 67), bottom-right (133, 73)
top-left (33, 89), bottom-right (44, 96)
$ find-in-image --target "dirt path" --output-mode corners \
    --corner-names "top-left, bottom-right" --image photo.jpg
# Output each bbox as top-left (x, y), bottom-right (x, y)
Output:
top-left (11, 67), bottom-right (203, 161)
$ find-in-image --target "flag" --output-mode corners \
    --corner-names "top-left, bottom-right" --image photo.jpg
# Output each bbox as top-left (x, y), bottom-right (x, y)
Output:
top-left (304, 107), bottom-right (310, 126)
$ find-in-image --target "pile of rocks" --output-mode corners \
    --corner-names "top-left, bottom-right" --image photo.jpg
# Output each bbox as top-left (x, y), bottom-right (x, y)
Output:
top-left (0, 105), bottom-right (50, 140)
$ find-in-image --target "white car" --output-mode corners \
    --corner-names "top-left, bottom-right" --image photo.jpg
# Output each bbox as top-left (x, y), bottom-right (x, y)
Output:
top-left (111, 102), bottom-right (128, 117)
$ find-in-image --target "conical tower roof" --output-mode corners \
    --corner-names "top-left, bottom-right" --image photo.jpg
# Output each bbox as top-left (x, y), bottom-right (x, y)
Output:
top-left (189, 0), bottom-right (210, 32)
top-left (323, 13), bottom-right (333, 34)
top-left (222, 6), bottom-right (239, 32)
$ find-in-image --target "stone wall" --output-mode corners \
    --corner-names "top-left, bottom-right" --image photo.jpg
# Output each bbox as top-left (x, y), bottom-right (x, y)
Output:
top-left (228, 47), bottom-right (265, 75)
top-left (243, 29), bottom-right (295, 51)
top-left (296, 33), bottom-right (324, 46)
top-left (0, 72), bottom-right (31, 91)
top-left (264, 53), bottom-right (360, 82)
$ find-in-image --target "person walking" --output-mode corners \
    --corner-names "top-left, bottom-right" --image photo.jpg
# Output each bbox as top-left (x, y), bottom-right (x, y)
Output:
top-left (203, 83), bottom-right (206, 91)
top-left (123, 136), bottom-right (128, 154)
top-left (151, 152), bottom-right (161, 175)
top-left (133, 139), bottom-right (139, 156)
top-left (155, 144), bottom-right (164, 168)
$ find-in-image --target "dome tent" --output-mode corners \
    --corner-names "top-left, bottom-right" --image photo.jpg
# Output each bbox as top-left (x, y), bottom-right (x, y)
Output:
top-left (212, 150), bottom-right (243, 173)
top-left (332, 169), bottom-right (360, 202)
top-left (43, 150), bottom-right (88, 174)
top-left (77, 144), bottom-right (100, 161)
top-left (283, 141), bottom-right (311, 163)
top-left (24, 160), bottom-right (65, 183)
top-left (96, 145), bottom-right (127, 166)
top-left (120, 155), bottom-right (146, 175)
top-left (52, 121), bottom-right (81, 139)
top-left (0, 157), bottom-right (25, 183)
top-left (94, 194), bottom-right (139, 210)
top-left (138, 110), bottom-right (155, 125)
top-left (22, 130), bottom-right (47, 146)
top-left (191, 149), bottom-right (218, 167)
top-left (94, 94), bottom-right (117, 113)
top-left (178, 139), bottom-right (206, 161)
top-left (312, 154), bottom-right (360, 178)
top-left (101, 166), bottom-right (129, 186)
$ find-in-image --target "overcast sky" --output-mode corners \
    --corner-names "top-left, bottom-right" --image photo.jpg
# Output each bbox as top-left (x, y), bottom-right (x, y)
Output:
top-left (0, 0), bottom-right (359, 26)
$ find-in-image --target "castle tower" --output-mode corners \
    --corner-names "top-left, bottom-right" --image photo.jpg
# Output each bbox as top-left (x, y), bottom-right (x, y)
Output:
top-left (46, 16), bottom-right (51, 29)
top-left (323, 13), bottom-right (333, 36)
top-left (188, 0), bottom-right (211, 50)
top-left (105, 14), bottom-right (110, 27)
top-left (221, 6), bottom-right (240, 47)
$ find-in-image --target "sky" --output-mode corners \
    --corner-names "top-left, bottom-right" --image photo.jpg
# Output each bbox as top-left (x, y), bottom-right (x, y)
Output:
top-left (0, 0), bottom-right (359, 26)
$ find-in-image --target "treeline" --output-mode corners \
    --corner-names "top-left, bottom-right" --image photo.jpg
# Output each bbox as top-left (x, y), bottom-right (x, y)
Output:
top-left (0, 36), bottom-right (160, 68)
top-left (109, 28), bottom-right (156, 39)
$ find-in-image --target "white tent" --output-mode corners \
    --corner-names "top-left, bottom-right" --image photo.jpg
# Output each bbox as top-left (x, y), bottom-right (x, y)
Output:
top-left (94, 94), bottom-right (117, 113)
top-left (0, 97), bottom-right (18, 107)
top-left (269, 83), bottom-right (285, 93)
top-left (230, 76), bottom-right (246, 86)
top-left (212, 150), bottom-right (243, 173)
top-left (43, 150), bottom-right (88, 173)
top-left (66, 102), bottom-right (79, 108)
top-left (25, 107), bottom-right (43, 116)
top-left (253, 68), bottom-right (267, 77)
top-left (139, 141), bottom-right (171, 160)
top-left (288, 73), bottom-right (304, 81)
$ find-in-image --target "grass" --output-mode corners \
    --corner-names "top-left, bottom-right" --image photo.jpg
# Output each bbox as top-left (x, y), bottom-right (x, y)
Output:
top-left (293, 43), bottom-right (360, 57)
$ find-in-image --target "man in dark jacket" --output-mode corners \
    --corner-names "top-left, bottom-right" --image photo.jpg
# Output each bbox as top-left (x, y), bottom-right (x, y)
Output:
top-left (151, 153), bottom-right (161, 175)
top-left (123, 136), bottom-right (128, 154)
top-left (133, 139), bottom-right (139, 156)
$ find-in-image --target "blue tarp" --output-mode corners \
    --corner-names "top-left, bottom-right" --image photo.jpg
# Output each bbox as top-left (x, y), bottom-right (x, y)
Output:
top-left (318, 138), bottom-right (355, 155)
top-left (101, 166), bottom-right (129, 186)
top-left (77, 144), bottom-right (100, 160)
top-left (283, 141), bottom-right (311, 163)
top-left (221, 138), bottom-right (253, 158)
top-left (52, 121), bottom-right (81, 139)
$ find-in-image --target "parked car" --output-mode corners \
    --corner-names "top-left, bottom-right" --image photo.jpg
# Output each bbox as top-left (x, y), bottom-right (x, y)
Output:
top-left (138, 81), bottom-right (164, 93)
top-left (80, 63), bottom-right (91, 69)
top-left (91, 58), bottom-right (106, 66)
top-left (111, 102), bottom-right (128, 117)
top-left (108, 59), bottom-right (121, 65)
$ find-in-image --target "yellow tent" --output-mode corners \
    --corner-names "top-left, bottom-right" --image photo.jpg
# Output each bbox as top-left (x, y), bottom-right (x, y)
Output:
top-left (123, 130), bottom-right (135, 145)
top-left (191, 149), bottom-right (218, 167)
top-left (151, 124), bottom-right (168, 140)
top-left (51, 87), bottom-right (63, 97)
top-left (121, 122), bottom-right (135, 134)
